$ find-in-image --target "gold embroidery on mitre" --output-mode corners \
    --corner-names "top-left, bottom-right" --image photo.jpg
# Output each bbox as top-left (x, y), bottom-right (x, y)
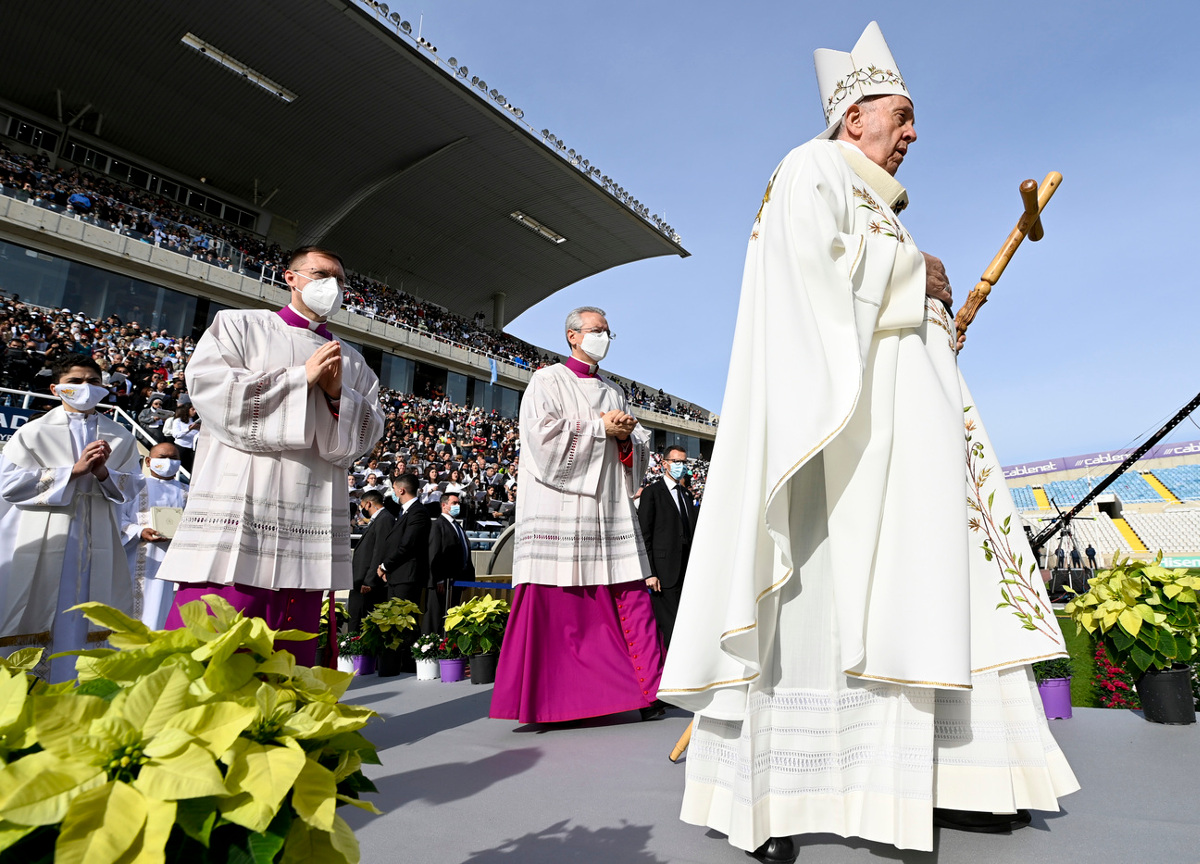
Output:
top-left (824, 66), bottom-right (908, 121)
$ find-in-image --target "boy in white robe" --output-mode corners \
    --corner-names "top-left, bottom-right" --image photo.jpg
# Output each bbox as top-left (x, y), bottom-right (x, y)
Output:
top-left (0, 355), bottom-right (141, 682)
top-left (119, 441), bottom-right (188, 629)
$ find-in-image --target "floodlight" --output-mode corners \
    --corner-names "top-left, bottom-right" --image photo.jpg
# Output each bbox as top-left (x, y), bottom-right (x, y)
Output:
top-left (401, 20), bottom-right (412, 33)
top-left (449, 57), bottom-right (459, 67)
top-left (457, 66), bottom-right (469, 79)
top-left (379, 4), bottom-right (389, 15)
top-left (391, 12), bottom-right (400, 23)
top-left (509, 211), bottom-right (567, 245)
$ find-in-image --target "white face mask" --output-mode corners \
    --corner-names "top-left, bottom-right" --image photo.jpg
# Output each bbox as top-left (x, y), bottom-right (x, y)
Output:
top-left (297, 273), bottom-right (343, 319)
top-left (149, 458), bottom-right (181, 477)
top-left (55, 382), bottom-right (108, 412)
top-left (580, 331), bottom-right (610, 363)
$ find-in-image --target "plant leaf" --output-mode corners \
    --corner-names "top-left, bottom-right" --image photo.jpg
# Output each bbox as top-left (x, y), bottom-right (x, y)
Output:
top-left (292, 757), bottom-right (338, 831)
top-left (54, 780), bottom-right (146, 864)
top-left (135, 743), bottom-right (227, 800)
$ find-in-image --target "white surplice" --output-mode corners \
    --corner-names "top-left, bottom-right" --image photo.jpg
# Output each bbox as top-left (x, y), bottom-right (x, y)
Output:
top-left (658, 140), bottom-right (1077, 852)
top-left (512, 363), bottom-right (651, 587)
top-left (119, 475), bottom-right (188, 629)
top-left (0, 407), bottom-right (141, 682)
top-left (159, 309), bottom-right (384, 590)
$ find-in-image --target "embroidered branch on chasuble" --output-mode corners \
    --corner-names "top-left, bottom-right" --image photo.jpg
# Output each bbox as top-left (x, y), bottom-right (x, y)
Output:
top-left (926, 299), bottom-right (955, 348)
top-left (853, 186), bottom-right (907, 243)
top-left (750, 169), bottom-right (779, 242)
top-left (965, 410), bottom-right (1061, 645)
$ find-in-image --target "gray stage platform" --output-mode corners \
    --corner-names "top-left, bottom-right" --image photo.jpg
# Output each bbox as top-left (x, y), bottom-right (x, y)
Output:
top-left (341, 673), bottom-right (1199, 864)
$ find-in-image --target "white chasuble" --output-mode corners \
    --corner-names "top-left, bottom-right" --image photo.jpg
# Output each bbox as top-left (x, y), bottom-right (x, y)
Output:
top-left (0, 407), bottom-right (141, 681)
top-left (658, 140), bottom-right (1075, 853)
top-left (119, 476), bottom-right (188, 629)
top-left (512, 363), bottom-right (651, 587)
top-left (159, 310), bottom-right (384, 591)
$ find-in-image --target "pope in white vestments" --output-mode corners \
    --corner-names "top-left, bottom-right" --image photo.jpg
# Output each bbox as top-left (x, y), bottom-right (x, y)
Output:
top-left (0, 359), bottom-right (141, 682)
top-left (658, 23), bottom-right (1077, 860)
top-left (490, 307), bottom-right (666, 724)
top-left (160, 247), bottom-right (384, 666)
top-left (119, 443), bottom-right (189, 630)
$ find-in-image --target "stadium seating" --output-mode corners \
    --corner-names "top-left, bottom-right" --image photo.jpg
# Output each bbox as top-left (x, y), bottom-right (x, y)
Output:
top-left (1151, 465), bottom-right (1200, 502)
top-left (1009, 485), bottom-right (1038, 511)
top-left (1124, 511), bottom-right (1200, 554)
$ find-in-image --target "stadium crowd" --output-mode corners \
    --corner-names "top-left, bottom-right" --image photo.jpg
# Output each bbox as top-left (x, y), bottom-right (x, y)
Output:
top-left (0, 143), bottom-right (715, 426)
top-left (0, 295), bottom-right (710, 527)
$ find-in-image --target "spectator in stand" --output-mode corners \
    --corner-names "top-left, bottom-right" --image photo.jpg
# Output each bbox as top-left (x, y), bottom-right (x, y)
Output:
top-left (137, 397), bottom-right (172, 442)
top-left (163, 404), bottom-right (200, 472)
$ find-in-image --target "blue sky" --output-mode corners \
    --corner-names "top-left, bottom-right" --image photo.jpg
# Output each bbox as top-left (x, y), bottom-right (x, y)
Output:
top-left (390, 1), bottom-right (1200, 465)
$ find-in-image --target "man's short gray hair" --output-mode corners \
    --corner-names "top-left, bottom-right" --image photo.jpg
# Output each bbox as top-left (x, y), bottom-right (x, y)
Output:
top-left (565, 306), bottom-right (607, 333)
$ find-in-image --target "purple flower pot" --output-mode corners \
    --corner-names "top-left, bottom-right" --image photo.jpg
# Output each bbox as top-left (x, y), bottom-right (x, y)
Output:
top-left (1038, 677), bottom-right (1072, 719)
top-left (439, 658), bottom-right (467, 682)
top-left (351, 654), bottom-right (376, 676)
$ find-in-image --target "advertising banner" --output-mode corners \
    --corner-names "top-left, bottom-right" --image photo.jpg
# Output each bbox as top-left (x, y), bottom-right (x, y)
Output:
top-left (0, 405), bottom-right (34, 444)
top-left (1004, 439), bottom-right (1200, 480)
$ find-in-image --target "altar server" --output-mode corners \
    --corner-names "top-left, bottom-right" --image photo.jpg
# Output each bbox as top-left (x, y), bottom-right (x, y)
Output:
top-left (658, 23), bottom-right (1078, 862)
top-left (160, 247), bottom-right (384, 665)
top-left (119, 442), bottom-right (188, 629)
top-left (0, 355), bottom-right (141, 682)
top-left (490, 307), bottom-right (665, 724)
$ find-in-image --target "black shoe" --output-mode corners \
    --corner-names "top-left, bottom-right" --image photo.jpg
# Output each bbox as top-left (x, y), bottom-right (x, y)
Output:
top-left (933, 808), bottom-right (1032, 833)
top-left (639, 700), bottom-right (666, 722)
top-left (748, 836), bottom-right (796, 863)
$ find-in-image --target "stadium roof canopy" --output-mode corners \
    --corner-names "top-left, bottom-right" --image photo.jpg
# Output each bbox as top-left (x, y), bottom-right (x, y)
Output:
top-left (0, 0), bottom-right (688, 323)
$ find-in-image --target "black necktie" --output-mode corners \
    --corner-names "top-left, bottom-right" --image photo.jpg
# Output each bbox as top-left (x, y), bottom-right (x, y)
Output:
top-left (453, 520), bottom-right (469, 568)
top-left (675, 486), bottom-right (692, 541)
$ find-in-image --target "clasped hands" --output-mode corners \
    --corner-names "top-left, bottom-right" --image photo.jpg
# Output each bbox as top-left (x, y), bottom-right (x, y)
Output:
top-left (922, 252), bottom-right (966, 351)
top-left (602, 409), bottom-right (637, 441)
top-left (71, 439), bottom-right (111, 482)
top-left (305, 340), bottom-right (343, 401)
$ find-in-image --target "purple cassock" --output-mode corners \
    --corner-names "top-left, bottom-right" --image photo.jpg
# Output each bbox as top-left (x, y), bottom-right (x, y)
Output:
top-left (163, 306), bottom-right (336, 667)
top-left (489, 356), bottom-right (664, 724)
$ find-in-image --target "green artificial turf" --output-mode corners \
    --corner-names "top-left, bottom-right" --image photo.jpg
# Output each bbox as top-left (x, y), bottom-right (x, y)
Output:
top-left (1055, 614), bottom-right (1100, 708)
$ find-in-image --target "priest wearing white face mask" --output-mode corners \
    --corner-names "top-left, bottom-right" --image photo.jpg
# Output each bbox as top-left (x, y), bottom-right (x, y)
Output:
top-left (119, 442), bottom-right (188, 630)
top-left (158, 246), bottom-right (384, 667)
top-left (490, 306), bottom-right (666, 724)
top-left (658, 22), bottom-right (1077, 862)
top-left (0, 355), bottom-right (141, 682)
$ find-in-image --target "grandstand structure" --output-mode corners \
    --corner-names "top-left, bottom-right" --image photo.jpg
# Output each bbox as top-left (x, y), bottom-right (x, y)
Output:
top-left (0, 1), bottom-right (715, 457)
top-left (1004, 439), bottom-right (1200, 568)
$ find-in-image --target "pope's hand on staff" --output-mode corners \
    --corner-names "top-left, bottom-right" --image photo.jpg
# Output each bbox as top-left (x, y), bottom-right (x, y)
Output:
top-left (923, 252), bottom-right (966, 351)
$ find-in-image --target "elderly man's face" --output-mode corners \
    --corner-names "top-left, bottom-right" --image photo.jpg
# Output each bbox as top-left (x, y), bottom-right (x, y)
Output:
top-left (845, 95), bottom-right (916, 177)
top-left (567, 311), bottom-right (609, 355)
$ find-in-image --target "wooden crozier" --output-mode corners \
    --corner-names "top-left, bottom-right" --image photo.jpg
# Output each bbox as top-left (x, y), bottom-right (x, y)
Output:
top-left (954, 172), bottom-right (1062, 344)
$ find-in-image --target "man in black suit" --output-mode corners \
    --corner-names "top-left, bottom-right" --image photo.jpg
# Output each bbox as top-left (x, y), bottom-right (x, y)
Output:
top-left (425, 491), bottom-right (476, 633)
top-left (637, 446), bottom-right (698, 649)
top-left (377, 473), bottom-right (432, 672)
top-left (348, 490), bottom-right (394, 634)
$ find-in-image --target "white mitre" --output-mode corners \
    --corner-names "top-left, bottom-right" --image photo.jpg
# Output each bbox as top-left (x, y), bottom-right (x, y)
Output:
top-left (813, 20), bottom-right (910, 139)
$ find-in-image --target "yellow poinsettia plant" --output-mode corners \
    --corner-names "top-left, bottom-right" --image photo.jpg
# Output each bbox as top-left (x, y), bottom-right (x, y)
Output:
top-left (0, 596), bottom-right (382, 864)
top-left (1064, 553), bottom-right (1200, 675)
top-left (444, 595), bottom-right (509, 657)
top-left (361, 598), bottom-right (420, 653)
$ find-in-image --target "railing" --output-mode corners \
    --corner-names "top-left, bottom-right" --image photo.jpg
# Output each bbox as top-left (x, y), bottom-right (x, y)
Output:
top-left (0, 386), bottom-right (190, 481)
top-left (0, 187), bottom-right (717, 431)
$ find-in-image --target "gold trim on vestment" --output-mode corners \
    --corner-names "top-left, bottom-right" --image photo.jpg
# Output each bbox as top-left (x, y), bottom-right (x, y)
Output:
top-left (658, 672), bottom-right (760, 694)
top-left (971, 651), bottom-right (1068, 675)
top-left (844, 669), bottom-right (973, 689)
top-left (719, 569), bottom-right (795, 640)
